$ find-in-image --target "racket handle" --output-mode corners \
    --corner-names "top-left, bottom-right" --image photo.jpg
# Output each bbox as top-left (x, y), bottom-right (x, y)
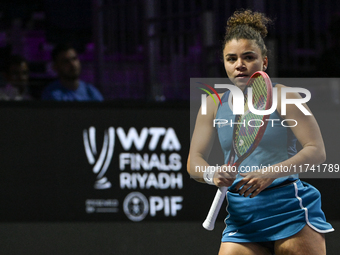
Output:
top-left (202, 187), bottom-right (228, 231)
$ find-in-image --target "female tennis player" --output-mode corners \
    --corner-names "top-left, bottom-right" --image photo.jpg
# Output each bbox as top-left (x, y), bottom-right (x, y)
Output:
top-left (187, 9), bottom-right (334, 255)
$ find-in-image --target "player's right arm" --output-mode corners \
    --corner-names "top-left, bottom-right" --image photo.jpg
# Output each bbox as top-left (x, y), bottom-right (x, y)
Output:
top-left (187, 94), bottom-right (235, 186)
top-left (187, 96), bottom-right (216, 183)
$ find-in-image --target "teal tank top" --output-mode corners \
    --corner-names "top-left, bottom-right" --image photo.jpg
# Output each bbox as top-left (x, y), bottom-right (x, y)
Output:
top-left (215, 84), bottom-right (298, 190)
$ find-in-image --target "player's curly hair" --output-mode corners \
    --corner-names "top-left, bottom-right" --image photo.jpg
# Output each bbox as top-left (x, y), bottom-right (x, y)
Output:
top-left (223, 9), bottom-right (273, 57)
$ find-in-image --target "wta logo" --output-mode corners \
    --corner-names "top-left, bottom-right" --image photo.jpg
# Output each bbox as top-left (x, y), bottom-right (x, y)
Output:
top-left (83, 127), bottom-right (114, 189)
top-left (197, 82), bottom-right (222, 115)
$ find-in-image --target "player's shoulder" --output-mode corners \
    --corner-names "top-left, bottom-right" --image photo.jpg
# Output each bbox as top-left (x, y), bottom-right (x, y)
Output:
top-left (204, 92), bottom-right (226, 118)
top-left (274, 84), bottom-right (302, 96)
top-left (273, 83), bottom-right (286, 89)
top-left (274, 83), bottom-right (307, 108)
top-left (205, 92), bottom-right (226, 108)
top-left (205, 92), bottom-right (226, 103)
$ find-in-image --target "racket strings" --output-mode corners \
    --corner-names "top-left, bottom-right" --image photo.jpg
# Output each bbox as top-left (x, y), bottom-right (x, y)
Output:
top-left (252, 76), bottom-right (268, 110)
top-left (235, 113), bottom-right (261, 155)
top-left (234, 76), bottom-right (269, 156)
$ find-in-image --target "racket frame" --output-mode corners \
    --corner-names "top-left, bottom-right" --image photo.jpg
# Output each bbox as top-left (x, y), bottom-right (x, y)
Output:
top-left (202, 71), bottom-right (273, 230)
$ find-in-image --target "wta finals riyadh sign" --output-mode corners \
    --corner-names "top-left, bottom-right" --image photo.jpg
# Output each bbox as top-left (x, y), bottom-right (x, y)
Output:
top-left (83, 126), bottom-right (183, 190)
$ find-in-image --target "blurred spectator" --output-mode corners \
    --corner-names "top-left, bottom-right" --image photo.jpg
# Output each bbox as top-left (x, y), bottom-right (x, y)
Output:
top-left (0, 54), bottom-right (32, 100)
top-left (41, 43), bottom-right (103, 101)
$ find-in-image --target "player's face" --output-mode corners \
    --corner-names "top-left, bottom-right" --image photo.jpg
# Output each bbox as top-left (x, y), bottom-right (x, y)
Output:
top-left (223, 39), bottom-right (268, 90)
top-left (54, 49), bottom-right (81, 81)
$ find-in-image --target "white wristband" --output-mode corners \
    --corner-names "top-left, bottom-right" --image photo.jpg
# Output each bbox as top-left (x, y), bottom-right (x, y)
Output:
top-left (203, 166), bottom-right (216, 185)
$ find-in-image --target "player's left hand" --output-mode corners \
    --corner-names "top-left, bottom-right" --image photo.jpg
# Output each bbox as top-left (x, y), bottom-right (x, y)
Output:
top-left (234, 172), bottom-right (275, 198)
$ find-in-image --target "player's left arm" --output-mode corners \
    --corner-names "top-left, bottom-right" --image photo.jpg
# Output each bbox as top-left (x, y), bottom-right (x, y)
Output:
top-left (274, 84), bottom-right (326, 170)
top-left (236, 84), bottom-right (326, 197)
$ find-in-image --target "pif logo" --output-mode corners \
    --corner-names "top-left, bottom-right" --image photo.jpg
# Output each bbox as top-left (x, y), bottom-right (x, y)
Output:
top-left (123, 192), bottom-right (183, 222)
top-left (199, 84), bottom-right (311, 116)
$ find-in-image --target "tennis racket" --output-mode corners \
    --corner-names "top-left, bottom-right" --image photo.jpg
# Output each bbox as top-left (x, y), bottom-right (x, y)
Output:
top-left (202, 71), bottom-right (273, 230)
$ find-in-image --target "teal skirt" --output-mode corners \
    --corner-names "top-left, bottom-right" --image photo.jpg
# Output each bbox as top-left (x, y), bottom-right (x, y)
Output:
top-left (221, 179), bottom-right (334, 242)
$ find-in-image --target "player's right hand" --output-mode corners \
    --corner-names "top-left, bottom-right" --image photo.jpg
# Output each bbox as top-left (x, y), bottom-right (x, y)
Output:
top-left (213, 164), bottom-right (237, 187)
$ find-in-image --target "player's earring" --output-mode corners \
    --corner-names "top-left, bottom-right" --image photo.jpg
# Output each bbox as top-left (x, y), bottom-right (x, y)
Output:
top-left (263, 66), bottom-right (267, 70)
